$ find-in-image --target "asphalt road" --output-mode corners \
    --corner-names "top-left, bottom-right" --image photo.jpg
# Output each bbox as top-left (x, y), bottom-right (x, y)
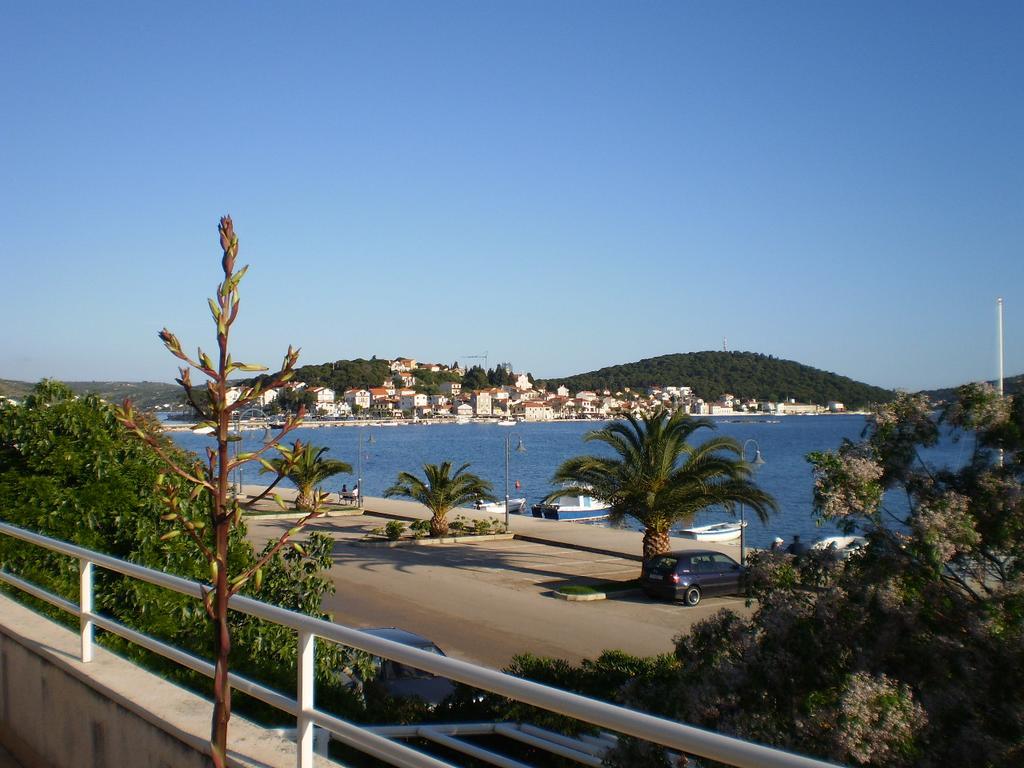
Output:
top-left (247, 513), bottom-right (751, 670)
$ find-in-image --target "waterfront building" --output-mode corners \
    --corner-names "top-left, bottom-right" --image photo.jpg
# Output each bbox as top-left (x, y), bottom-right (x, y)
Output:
top-left (343, 389), bottom-right (371, 410)
top-left (514, 400), bottom-right (555, 422)
top-left (471, 390), bottom-right (492, 416)
top-left (400, 392), bottom-right (428, 410)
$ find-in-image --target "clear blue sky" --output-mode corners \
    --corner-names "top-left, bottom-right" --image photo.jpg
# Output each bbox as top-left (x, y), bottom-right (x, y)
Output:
top-left (1, 2), bottom-right (1021, 391)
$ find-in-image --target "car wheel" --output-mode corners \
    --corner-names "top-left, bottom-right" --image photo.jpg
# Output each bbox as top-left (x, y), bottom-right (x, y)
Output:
top-left (683, 586), bottom-right (702, 607)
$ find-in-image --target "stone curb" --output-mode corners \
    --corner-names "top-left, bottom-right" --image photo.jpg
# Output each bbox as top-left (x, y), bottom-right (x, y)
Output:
top-left (552, 588), bottom-right (645, 602)
top-left (350, 533), bottom-right (515, 548)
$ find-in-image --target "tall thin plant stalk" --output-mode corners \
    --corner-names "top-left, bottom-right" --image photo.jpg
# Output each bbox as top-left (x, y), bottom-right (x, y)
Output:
top-left (116, 216), bottom-right (325, 767)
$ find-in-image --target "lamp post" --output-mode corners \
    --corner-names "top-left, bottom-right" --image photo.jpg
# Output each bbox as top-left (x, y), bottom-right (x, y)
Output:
top-left (739, 438), bottom-right (766, 566)
top-left (504, 433), bottom-right (526, 530)
top-left (356, 430), bottom-right (372, 507)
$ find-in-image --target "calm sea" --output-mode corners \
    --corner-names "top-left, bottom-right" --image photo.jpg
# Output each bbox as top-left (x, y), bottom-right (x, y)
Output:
top-left (168, 415), bottom-right (972, 549)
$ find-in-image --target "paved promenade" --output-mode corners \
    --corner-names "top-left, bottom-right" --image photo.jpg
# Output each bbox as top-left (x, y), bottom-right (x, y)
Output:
top-left (244, 487), bottom-right (751, 669)
top-left (359, 494), bottom-right (743, 561)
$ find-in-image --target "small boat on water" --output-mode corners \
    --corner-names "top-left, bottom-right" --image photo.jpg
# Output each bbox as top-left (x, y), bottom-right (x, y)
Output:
top-left (474, 498), bottom-right (526, 514)
top-left (497, 419), bottom-right (516, 426)
top-left (531, 493), bottom-right (611, 522)
top-left (679, 521), bottom-right (747, 542)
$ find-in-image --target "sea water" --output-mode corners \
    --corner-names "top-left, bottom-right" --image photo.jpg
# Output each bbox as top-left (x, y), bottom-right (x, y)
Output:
top-left (169, 414), bottom-right (972, 549)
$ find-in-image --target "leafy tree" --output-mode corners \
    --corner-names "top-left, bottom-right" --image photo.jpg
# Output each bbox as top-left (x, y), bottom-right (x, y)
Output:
top-left (261, 440), bottom-right (351, 511)
top-left (383, 461), bottom-right (495, 537)
top-left (0, 380), bottom-right (363, 730)
top-left (114, 216), bottom-right (331, 767)
top-left (567, 387), bottom-right (1024, 767)
top-left (549, 409), bottom-right (776, 561)
top-left (461, 365), bottom-right (489, 391)
top-left (276, 386), bottom-right (316, 415)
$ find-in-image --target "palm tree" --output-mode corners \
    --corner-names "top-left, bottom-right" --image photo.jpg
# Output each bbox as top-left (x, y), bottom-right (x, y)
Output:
top-left (383, 461), bottom-right (495, 537)
top-left (262, 440), bottom-right (352, 512)
top-left (549, 409), bottom-right (777, 562)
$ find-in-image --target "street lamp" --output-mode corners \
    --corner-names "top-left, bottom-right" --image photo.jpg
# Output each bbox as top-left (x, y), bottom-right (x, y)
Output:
top-left (356, 429), bottom-right (372, 509)
top-left (504, 433), bottom-right (526, 530)
top-left (739, 438), bottom-right (766, 566)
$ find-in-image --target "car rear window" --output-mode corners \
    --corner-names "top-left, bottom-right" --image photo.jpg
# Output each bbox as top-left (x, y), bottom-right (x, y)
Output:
top-left (648, 556), bottom-right (678, 574)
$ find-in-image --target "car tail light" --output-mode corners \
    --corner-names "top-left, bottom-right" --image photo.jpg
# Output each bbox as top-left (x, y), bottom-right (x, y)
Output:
top-left (671, 574), bottom-right (680, 584)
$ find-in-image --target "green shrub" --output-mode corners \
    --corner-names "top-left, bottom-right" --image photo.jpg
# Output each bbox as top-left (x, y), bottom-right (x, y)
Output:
top-left (384, 520), bottom-right (405, 541)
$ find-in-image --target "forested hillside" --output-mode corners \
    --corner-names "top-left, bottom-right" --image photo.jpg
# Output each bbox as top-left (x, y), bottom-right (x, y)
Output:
top-left (0, 379), bottom-right (182, 410)
top-left (544, 351), bottom-right (894, 408)
top-left (920, 373), bottom-right (1023, 403)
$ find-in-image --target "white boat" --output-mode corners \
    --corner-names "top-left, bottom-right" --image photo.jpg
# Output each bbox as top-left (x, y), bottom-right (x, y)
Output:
top-left (679, 521), bottom-right (747, 542)
top-left (497, 419), bottom-right (516, 426)
top-left (531, 493), bottom-right (611, 522)
top-left (811, 535), bottom-right (867, 559)
top-left (474, 498), bottom-right (526, 514)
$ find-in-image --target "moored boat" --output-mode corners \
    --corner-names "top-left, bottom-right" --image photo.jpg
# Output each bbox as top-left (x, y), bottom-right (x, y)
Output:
top-left (679, 521), bottom-right (747, 542)
top-left (474, 498), bottom-right (526, 514)
top-left (531, 493), bottom-right (611, 522)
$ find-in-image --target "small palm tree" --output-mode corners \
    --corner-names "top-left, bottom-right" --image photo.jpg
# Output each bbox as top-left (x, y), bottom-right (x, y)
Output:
top-left (384, 461), bottom-right (495, 537)
top-left (262, 440), bottom-right (352, 512)
top-left (549, 408), bottom-right (777, 562)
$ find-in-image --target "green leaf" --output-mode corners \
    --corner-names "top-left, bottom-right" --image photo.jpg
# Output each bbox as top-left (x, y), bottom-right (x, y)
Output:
top-left (159, 530), bottom-right (182, 541)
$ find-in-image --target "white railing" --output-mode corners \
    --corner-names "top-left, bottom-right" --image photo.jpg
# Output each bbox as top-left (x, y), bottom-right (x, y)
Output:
top-left (0, 521), bottom-right (841, 768)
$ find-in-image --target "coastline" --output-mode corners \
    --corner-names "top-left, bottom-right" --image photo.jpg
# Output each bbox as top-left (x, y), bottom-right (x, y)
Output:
top-left (160, 410), bottom-right (869, 433)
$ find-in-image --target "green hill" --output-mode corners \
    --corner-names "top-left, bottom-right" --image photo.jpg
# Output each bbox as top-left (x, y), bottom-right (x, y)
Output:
top-left (919, 373), bottom-right (1024, 404)
top-left (0, 379), bottom-right (182, 410)
top-left (543, 352), bottom-right (894, 409)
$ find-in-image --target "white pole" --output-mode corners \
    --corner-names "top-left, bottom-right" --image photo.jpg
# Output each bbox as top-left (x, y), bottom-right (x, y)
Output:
top-left (504, 435), bottom-right (510, 530)
top-left (296, 630), bottom-right (315, 768)
top-left (80, 559), bottom-right (94, 662)
top-left (998, 297), bottom-right (1005, 468)
top-left (998, 297), bottom-right (1005, 397)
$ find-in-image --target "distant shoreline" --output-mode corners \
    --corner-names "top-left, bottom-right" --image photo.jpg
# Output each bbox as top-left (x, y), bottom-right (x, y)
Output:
top-left (160, 411), bottom-right (869, 433)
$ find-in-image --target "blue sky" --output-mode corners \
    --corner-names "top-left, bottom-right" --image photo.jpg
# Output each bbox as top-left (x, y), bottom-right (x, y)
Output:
top-left (1, 2), bottom-right (1021, 391)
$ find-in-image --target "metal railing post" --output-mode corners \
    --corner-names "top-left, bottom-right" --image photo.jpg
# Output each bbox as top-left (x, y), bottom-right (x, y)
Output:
top-left (79, 558), bottom-right (93, 662)
top-left (297, 629), bottom-right (315, 768)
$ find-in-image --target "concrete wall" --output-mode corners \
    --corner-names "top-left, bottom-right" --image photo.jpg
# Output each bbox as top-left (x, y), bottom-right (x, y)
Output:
top-left (0, 594), bottom-right (326, 768)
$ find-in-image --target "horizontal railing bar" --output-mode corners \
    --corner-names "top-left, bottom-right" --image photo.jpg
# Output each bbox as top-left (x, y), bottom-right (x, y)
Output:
top-left (308, 710), bottom-right (457, 768)
top-left (0, 569), bottom-right (79, 615)
top-left (419, 730), bottom-right (534, 768)
top-left (88, 612), bottom-right (298, 716)
top-left (0, 521), bottom-right (842, 768)
top-left (368, 723), bottom-right (499, 738)
top-left (0, 523), bottom-right (204, 600)
top-left (518, 723), bottom-right (608, 758)
top-left (495, 723), bottom-right (604, 767)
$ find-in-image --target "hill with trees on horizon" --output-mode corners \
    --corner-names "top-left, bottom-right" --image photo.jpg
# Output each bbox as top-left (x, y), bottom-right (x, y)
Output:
top-left (8, 356), bottom-right (1019, 413)
top-left (0, 379), bottom-right (183, 410)
top-left (541, 351), bottom-right (896, 409)
top-left (918, 373), bottom-right (1024, 404)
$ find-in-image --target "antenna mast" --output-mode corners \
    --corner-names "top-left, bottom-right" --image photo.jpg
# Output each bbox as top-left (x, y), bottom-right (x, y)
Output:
top-left (998, 297), bottom-right (1005, 468)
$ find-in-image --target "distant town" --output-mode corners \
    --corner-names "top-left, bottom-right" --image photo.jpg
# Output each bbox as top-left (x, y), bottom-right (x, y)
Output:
top-left (219, 357), bottom-right (848, 422)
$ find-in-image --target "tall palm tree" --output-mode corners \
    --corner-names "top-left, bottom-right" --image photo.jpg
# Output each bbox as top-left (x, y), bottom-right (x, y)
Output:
top-left (383, 461), bottom-right (495, 537)
top-left (549, 409), bottom-right (777, 562)
top-left (262, 440), bottom-right (352, 512)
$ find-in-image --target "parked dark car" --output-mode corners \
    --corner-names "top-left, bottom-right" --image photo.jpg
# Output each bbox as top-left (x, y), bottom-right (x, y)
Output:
top-left (641, 550), bottom-right (745, 606)
top-left (360, 627), bottom-right (456, 706)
